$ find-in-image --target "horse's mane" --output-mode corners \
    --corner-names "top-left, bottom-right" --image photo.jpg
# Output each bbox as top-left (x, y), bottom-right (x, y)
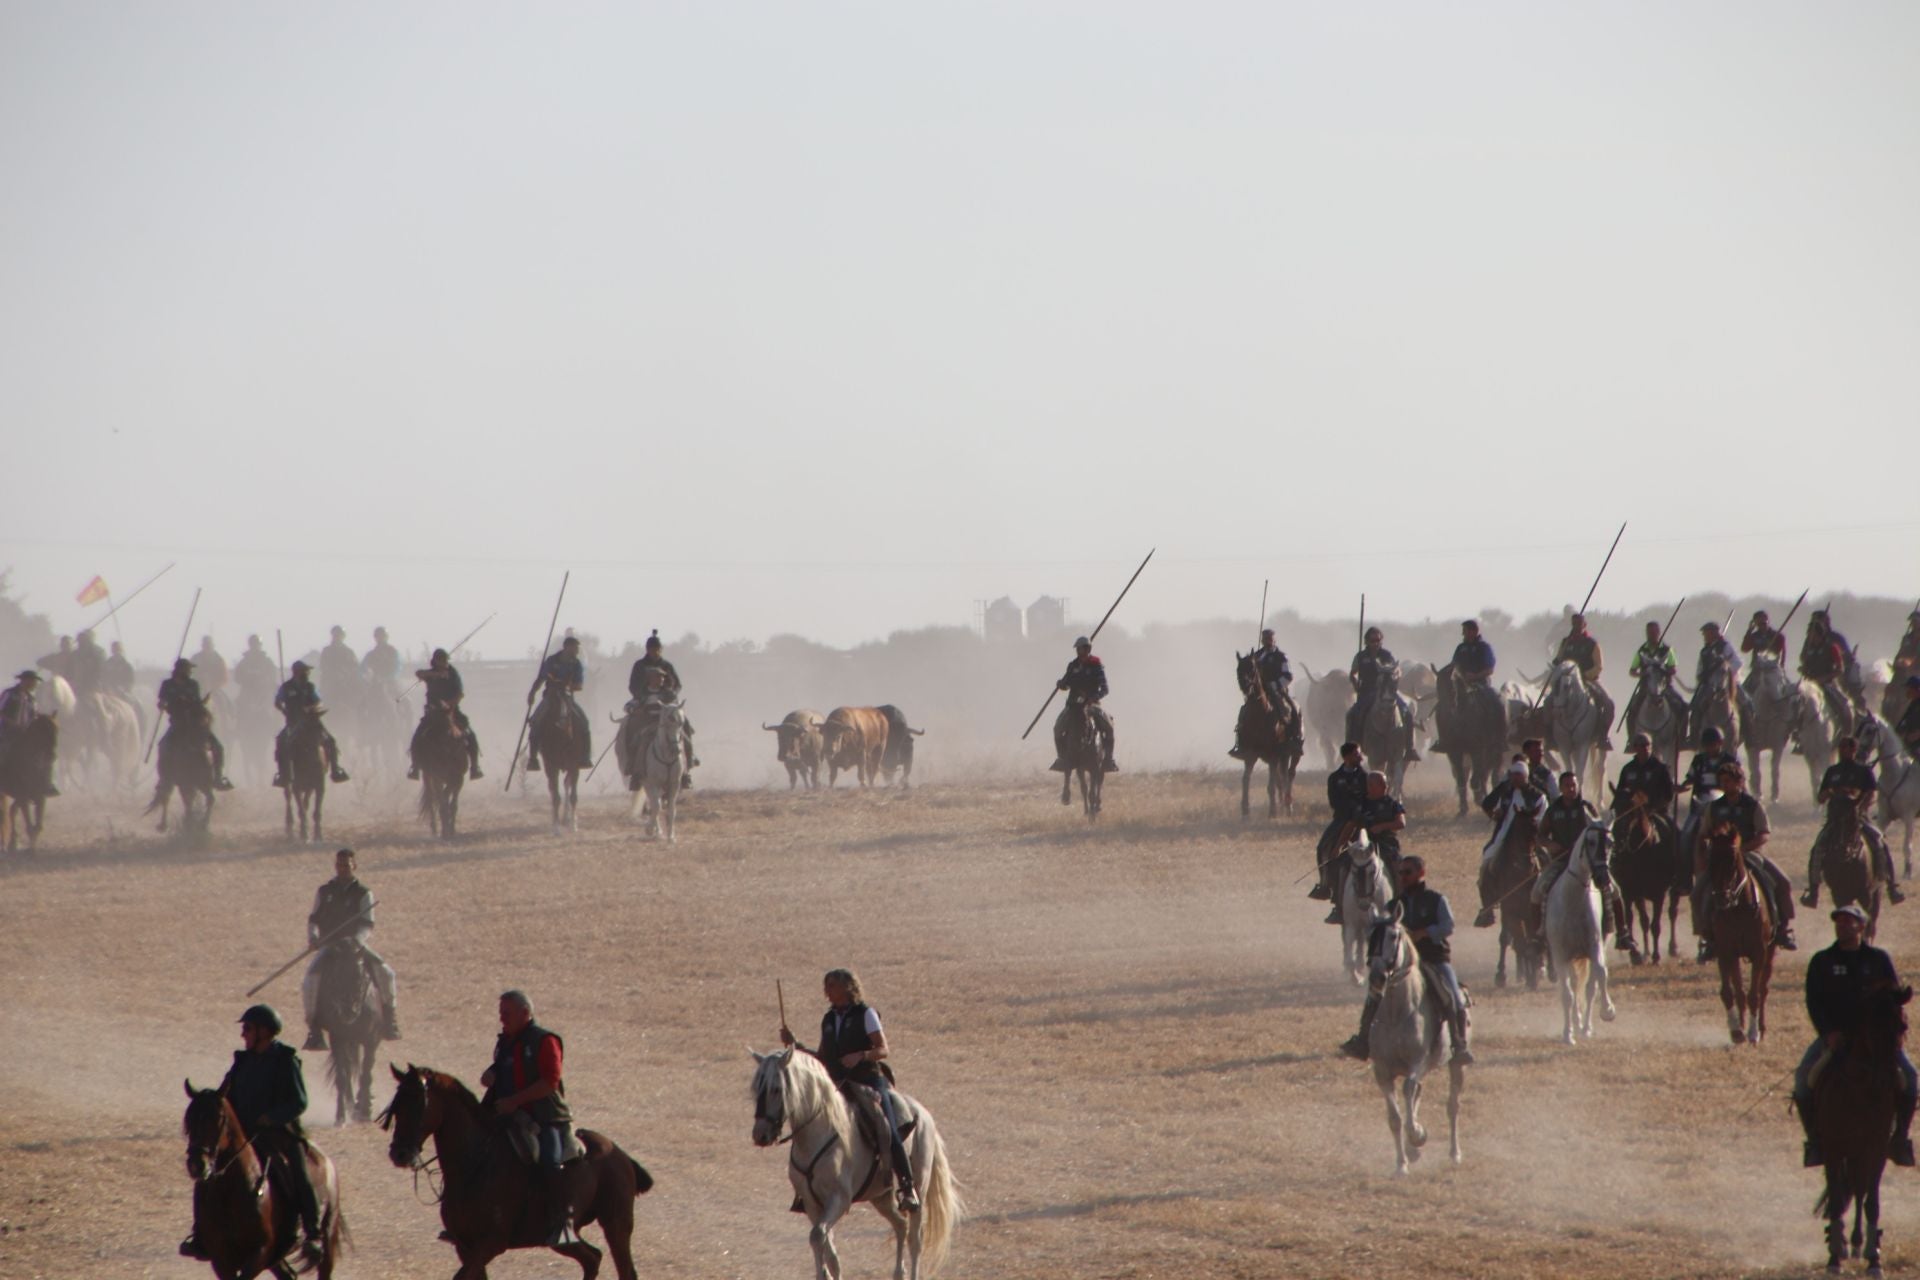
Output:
top-left (776, 1050), bottom-right (852, 1150)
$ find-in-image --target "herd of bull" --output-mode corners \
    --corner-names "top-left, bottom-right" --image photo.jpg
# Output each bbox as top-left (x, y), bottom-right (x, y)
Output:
top-left (762, 704), bottom-right (924, 790)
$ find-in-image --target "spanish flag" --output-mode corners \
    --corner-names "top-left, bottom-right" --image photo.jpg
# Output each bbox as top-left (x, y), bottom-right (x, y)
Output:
top-left (76, 576), bottom-right (110, 607)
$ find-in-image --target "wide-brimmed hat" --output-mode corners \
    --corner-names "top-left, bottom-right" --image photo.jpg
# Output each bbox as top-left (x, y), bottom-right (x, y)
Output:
top-left (16, 669), bottom-right (40, 682)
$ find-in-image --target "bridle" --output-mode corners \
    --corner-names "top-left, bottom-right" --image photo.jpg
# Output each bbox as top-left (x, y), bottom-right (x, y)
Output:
top-left (378, 1080), bottom-right (446, 1203)
top-left (1367, 921), bottom-right (1414, 998)
top-left (184, 1098), bottom-right (256, 1183)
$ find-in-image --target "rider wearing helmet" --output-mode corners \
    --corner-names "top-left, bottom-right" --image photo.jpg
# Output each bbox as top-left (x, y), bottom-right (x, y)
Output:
top-left (273, 661), bottom-right (350, 788)
top-left (410, 648), bottom-right (482, 780)
top-left (1347, 626), bottom-right (1419, 763)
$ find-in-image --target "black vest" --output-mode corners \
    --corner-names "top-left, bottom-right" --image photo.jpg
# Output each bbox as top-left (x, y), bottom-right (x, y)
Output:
top-left (489, 1023), bottom-right (570, 1124)
top-left (818, 1001), bottom-right (882, 1087)
top-left (1397, 885), bottom-right (1451, 966)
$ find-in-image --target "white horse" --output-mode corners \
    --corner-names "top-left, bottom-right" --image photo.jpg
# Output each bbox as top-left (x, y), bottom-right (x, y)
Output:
top-left (1744, 652), bottom-right (1833, 803)
top-left (1628, 664), bottom-right (1688, 767)
top-left (1542, 660), bottom-right (1608, 795)
top-left (1364, 904), bottom-right (1464, 1175)
top-left (1543, 819), bottom-right (1618, 1044)
top-left (627, 699), bottom-right (685, 842)
top-left (750, 1047), bottom-right (963, 1280)
top-left (68, 687), bottom-right (141, 791)
top-left (1858, 713), bottom-right (1920, 877)
top-left (1340, 831), bottom-right (1392, 985)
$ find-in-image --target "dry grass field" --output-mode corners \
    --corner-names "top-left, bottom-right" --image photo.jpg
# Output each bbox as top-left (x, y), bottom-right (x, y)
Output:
top-left (1, 764), bottom-right (1913, 1279)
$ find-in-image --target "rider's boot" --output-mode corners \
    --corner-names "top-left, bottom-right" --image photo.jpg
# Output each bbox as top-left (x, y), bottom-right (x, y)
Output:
top-left (407, 751), bottom-right (420, 781)
top-left (1229, 729), bottom-right (1248, 761)
top-left (1892, 883), bottom-right (1908, 905)
top-left (1801, 882), bottom-right (1820, 910)
top-left (304, 1025), bottom-right (326, 1051)
top-left (178, 1232), bottom-right (209, 1259)
top-left (1103, 752), bottom-right (1120, 773)
top-left (1340, 995), bottom-right (1380, 1060)
top-left (1777, 919), bottom-right (1798, 950)
top-left (1473, 905), bottom-right (1497, 928)
top-left (1800, 1099), bottom-right (1823, 1167)
top-left (468, 746), bottom-right (483, 782)
top-left (1324, 901), bottom-right (1343, 926)
top-left (273, 746), bottom-right (288, 788)
top-left (1449, 1012), bottom-right (1475, 1065)
top-left (1894, 1092), bottom-right (1917, 1167)
top-left (327, 749), bottom-right (349, 785)
top-left (539, 1165), bottom-right (579, 1246)
top-left (1307, 882), bottom-right (1331, 901)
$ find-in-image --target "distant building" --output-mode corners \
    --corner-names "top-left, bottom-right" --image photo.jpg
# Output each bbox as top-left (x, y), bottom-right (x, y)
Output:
top-left (1027, 595), bottom-right (1067, 639)
top-left (983, 596), bottom-right (1024, 643)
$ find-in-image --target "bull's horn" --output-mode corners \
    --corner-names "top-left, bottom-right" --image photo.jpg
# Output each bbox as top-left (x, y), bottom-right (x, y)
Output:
top-left (911, 728), bottom-right (925, 736)
top-left (609, 711), bottom-right (625, 723)
top-left (763, 723), bottom-right (780, 731)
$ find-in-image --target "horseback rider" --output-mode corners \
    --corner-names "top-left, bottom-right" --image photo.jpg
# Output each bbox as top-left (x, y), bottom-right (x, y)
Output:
top-left (1740, 609), bottom-right (1787, 697)
top-left (317, 625), bottom-right (360, 708)
top-left (1051, 636), bottom-right (1118, 775)
top-left (524, 635), bottom-right (586, 774)
top-left (627, 632), bottom-right (698, 782)
top-left (0, 670), bottom-right (57, 797)
top-left (1346, 627), bottom-right (1419, 762)
top-left (1310, 742), bottom-right (1369, 916)
top-left (1474, 759), bottom-right (1548, 928)
top-left (70, 629), bottom-right (105, 698)
top-left (410, 649), bottom-right (482, 780)
top-left (179, 1005), bottom-right (323, 1264)
top-left (194, 636), bottom-right (229, 699)
top-left (1612, 731), bottom-right (1676, 816)
top-left (36, 635), bottom-right (73, 684)
top-left (1520, 738), bottom-right (1555, 794)
top-left (1895, 613), bottom-right (1920, 686)
top-left (624, 664), bottom-right (684, 789)
top-left (1625, 618), bottom-right (1690, 732)
top-left (103, 641), bottom-right (137, 700)
top-left (1691, 759), bottom-right (1799, 957)
top-left (232, 635), bottom-right (276, 709)
top-left (1691, 621), bottom-right (1749, 733)
top-left (1354, 770), bottom-right (1407, 870)
top-left (1676, 724), bottom-right (1738, 858)
top-left (360, 626), bottom-right (401, 690)
top-left (778, 968), bottom-right (921, 1215)
top-left (1794, 904), bottom-right (1918, 1169)
top-left (1552, 613), bottom-right (1616, 752)
top-left (159, 658), bottom-right (236, 791)
top-left (272, 661), bottom-right (349, 788)
top-left (1429, 620), bottom-right (1496, 755)
top-left (301, 848), bottom-right (400, 1047)
top-left (1900, 677), bottom-right (1920, 755)
top-left (1531, 771), bottom-right (1639, 958)
top-left (480, 990), bottom-right (581, 1246)
top-left (1802, 735), bottom-right (1906, 907)
top-left (1233, 628), bottom-right (1297, 760)
top-left (1800, 610), bottom-right (1858, 733)
top-left (1341, 855), bottom-right (1474, 1065)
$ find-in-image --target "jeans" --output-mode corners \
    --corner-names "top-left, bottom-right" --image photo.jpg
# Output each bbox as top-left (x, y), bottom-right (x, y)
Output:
top-left (537, 1122), bottom-right (566, 1168)
top-left (871, 1082), bottom-right (913, 1191)
top-left (1794, 1038), bottom-right (1918, 1105)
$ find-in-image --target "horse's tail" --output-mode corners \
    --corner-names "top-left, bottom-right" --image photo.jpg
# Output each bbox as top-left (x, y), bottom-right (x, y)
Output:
top-left (327, 1030), bottom-right (354, 1111)
top-left (916, 1114), bottom-right (965, 1278)
top-left (629, 1154), bottom-right (654, 1195)
top-left (417, 779), bottom-right (433, 820)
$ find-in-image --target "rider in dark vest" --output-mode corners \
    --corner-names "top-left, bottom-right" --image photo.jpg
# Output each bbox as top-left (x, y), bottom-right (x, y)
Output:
top-left (1051, 637), bottom-right (1117, 774)
top-left (1232, 628), bottom-right (1296, 761)
top-left (410, 650), bottom-right (482, 780)
top-left (627, 632), bottom-right (698, 783)
top-left (159, 658), bottom-right (236, 791)
top-left (180, 1004), bottom-right (322, 1264)
top-left (1794, 904), bottom-right (1917, 1168)
top-left (1552, 613), bottom-right (1616, 752)
top-left (525, 636), bottom-right (587, 773)
top-left (1612, 733), bottom-right (1675, 816)
top-left (1800, 611), bottom-right (1859, 733)
top-left (481, 990), bottom-right (579, 1246)
top-left (1310, 743), bottom-right (1370, 915)
top-left (0, 670), bottom-right (57, 797)
top-left (300, 848), bottom-right (400, 1048)
top-left (1429, 620), bottom-right (1495, 756)
top-left (272, 661), bottom-right (349, 788)
top-left (1530, 772), bottom-right (1638, 958)
top-left (1690, 759), bottom-right (1798, 958)
top-left (1474, 759), bottom-right (1547, 928)
top-left (1346, 627), bottom-right (1420, 762)
top-left (1802, 736), bottom-right (1905, 907)
top-left (779, 968), bottom-right (920, 1215)
top-left (1341, 856), bottom-right (1473, 1065)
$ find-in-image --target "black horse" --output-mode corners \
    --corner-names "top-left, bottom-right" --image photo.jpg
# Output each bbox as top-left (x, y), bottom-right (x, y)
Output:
top-left (1232, 651), bottom-right (1302, 819)
top-left (312, 942), bottom-right (385, 1126)
top-left (1433, 662), bottom-right (1508, 817)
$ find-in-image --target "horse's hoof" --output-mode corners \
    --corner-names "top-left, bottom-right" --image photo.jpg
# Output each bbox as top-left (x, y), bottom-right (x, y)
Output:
top-left (1601, 1005), bottom-right (1617, 1022)
top-left (1563, 1032), bottom-right (1576, 1046)
top-left (1450, 1149), bottom-right (1463, 1166)
top-left (1495, 972), bottom-right (1507, 989)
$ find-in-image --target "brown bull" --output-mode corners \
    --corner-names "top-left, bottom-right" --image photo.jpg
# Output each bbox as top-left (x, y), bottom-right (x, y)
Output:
top-left (820, 707), bottom-right (889, 788)
top-left (763, 710), bottom-right (825, 790)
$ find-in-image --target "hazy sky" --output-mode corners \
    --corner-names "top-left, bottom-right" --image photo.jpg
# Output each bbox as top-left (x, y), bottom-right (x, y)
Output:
top-left (4, 3), bottom-right (1916, 662)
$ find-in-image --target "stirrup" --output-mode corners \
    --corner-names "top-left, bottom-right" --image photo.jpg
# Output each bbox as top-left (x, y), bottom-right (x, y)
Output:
top-left (215, 777), bottom-right (235, 791)
top-left (1450, 1043), bottom-right (1476, 1066)
top-left (1472, 907), bottom-right (1497, 928)
top-left (1799, 888), bottom-right (1818, 908)
top-left (1307, 883), bottom-right (1331, 901)
top-left (330, 767), bottom-right (350, 783)
top-left (1894, 1136), bottom-right (1916, 1167)
top-left (303, 1027), bottom-right (325, 1051)
top-left (179, 1235), bottom-right (209, 1260)
top-left (469, 765), bottom-right (483, 780)
top-left (407, 767), bottom-right (420, 780)
top-left (1323, 906), bottom-right (1342, 925)
top-left (897, 1186), bottom-right (921, 1213)
top-left (381, 1016), bottom-right (401, 1041)
top-left (1891, 886), bottom-right (1908, 905)
top-left (1339, 1035), bottom-right (1369, 1061)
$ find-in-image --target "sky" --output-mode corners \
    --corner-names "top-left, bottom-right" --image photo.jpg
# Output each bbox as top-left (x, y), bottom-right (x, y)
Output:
top-left (3, 2), bottom-right (1916, 663)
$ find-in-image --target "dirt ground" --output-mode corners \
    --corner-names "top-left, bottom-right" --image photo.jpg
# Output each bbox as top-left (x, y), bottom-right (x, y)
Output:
top-left (1, 763), bottom-right (1914, 1279)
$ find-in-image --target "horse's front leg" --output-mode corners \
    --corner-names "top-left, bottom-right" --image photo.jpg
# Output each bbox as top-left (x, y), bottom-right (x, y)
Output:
top-left (808, 1197), bottom-right (850, 1280)
top-left (312, 787), bottom-right (323, 844)
top-left (1446, 1061), bottom-right (1464, 1165)
top-left (285, 785), bottom-right (295, 838)
top-left (1240, 759), bottom-right (1252, 819)
top-left (1718, 958), bottom-right (1744, 1044)
top-left (1267, 761), bottom-right (1280, 819)
top-left (1377, 1075), bottom-right (1409, 1175)
top-left (1560, 965), bottom-right (1578, 1045)
top-left (1404, 1076), bottom-right (1428, 1156)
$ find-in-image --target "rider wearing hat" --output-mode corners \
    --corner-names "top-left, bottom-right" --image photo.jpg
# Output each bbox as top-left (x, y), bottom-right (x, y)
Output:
top-left (1346, 627), bottom-right (1419, 762)
top-left (1691, 621), bottom-right (1746, 734)
top-left (0, 670), bottom-right (56, 797)
top-left (1612, 731), bottom-right (1675, 816)
top-left (627, 632), bottom-right (697, 782)
top-left (1552, 613), bottom-right (1616, 752)
top-left (1691, 757), bottom-right (1798, 956)
top-left (272, 660), bottom-right (349, 788)
top-left (410, 649), bottom-right (482, 780)
top-left (1531, 771), bottom-right (1639, 958)
top-left (1794, 904), bottom-right (1917, 1168)
top-left (360, 626), bottom-right (401, 688)
top-left (1430, 620), bottom-right (1496, 756)
top-left (1473, 758), bottom-right (1548, 928)
top-left (525, 635), bottom-right (587, 774)
top-left (1233, 628), bottom-right (1297, 762)
top-left (1803, 735), bottom-right (1906, 907)
top-left (180, 1004), bottom-right (322, 1263)
top-left (160, 657), bottom-right (236, 791)
top-left (1800, 610), bottom-right (1858, 734)
top-left (1052, 636), bottom-right (1118, 775)
top-left (1310, 742), bottom-right (1369, 913)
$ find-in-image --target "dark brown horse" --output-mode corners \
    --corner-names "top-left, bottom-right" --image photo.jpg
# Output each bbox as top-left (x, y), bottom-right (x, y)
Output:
top-left (1057, 701), bottom-right (1104, 819)
top-left (1432, 663), bottom-right (1507, 817)
top-left (530, 686), bottom-right (589, 833)
top-left (1232, 651), bottom-right (1302, 819)
top-left (313, 943), bottom-right (384, 1126)
top-left (381, 1065), bottom-right (653, 1280)
top-left (1811, 984), bottom-right (1911, 1275)
top-left (282, 712), bottom-right (331, 844)
top-left (149, 706), bottom-right (217, 834)
top-left (182, 1082), bottom-right (345, 1280)
top-left (1816, 794), bottom-right (1882, 941)
top-left (1610, 794), bottom-right (1685, 963)
top-left (0, 713), bottom-right (57, 852)
top-left (1706, 827), bottom-right (1775, 1045)
top-left (416, 704), bottom-right (468, 839)
top-left (1486, 806), bottom-right (1545, 990)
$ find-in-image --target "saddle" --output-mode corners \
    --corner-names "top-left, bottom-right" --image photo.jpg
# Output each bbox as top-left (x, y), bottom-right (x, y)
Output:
top-left (500, 1110), bottom-right (587, 1166)
top-left (838, 1079), bottom-right (916, 1196)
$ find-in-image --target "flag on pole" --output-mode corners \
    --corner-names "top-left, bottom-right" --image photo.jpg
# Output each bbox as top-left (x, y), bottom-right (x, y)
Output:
top-left (76, 576), bottom-right (110, 607)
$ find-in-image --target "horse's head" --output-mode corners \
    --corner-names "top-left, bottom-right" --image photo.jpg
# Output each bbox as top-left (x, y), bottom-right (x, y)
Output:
top-left (181, 1081), bottom-right (239, 1182)
top-left (1344, 827), bottom-right (1377, 868)
top-left (1867, 985), bottom-right (1915, 1055)
top-left (749, 1047), bottom-right (797, 1147)
top-left (1578, 819), bottom-right (1614, 889)
top-left (381, 1064), bottom-right (450, 1167)
top-left (1705, 825), bottom-right (1747, 899)
top-left (1366, 901), bottom-right (1411, 998)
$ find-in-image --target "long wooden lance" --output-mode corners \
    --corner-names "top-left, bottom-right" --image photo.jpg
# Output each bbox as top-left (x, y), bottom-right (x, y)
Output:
top-left (1021, 549), bottom-right (1155, 740)
top-left (1258, 580), bottom-right (1268, 647)
top-left (1765, 588), bottom-right (1811, 656)
top-left (144, 587), bottom-right (202, 763)
top-left (275, 629), bottom-right (285, 683)
top-left (80, 561), bottom-right (174, 632)
top-left (397, 613), bottom-right (496, 702)
top-left (1358, 594), bottom-right (1366, 655)
top-left (506, 572), bottom-right (570, 789)
top-left (1617, 595), bottom-right (1686, 731)
top-left (1530, 522), bottom-right (1627, 714)
top-left (244, 900), bottom-right (380, 997)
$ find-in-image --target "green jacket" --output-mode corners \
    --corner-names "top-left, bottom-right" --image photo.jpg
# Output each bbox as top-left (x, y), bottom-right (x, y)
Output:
top-left (1629, 642), bottom-right (1675, 676)
top-left (220, 1042), bottom-right (308, 1136)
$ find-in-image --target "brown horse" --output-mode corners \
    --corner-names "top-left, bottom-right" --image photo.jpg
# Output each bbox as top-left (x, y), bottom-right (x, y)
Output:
top-left (416, 705), bottom-right (468, 838)
top-left (1485, 807), bottom-right (1545, 990)
top-left (530, 687), bottom-right (589, 833)
top-left (149, 709), bottom-right (217, 834)
top-left (1610, 795), bottom-right (1685, 963)
top-left (1057, 701), bottom-right (1104, 819)
top-left (1816, 794), bottom-right (1882, 940)
top-left (1232, 652), bottom-right (1302, 819)
top-left (1706, 827), bottom-right (1775, 1045)
top-left (282, 712), bottom-right (330, 844)
top-left (0, 713), bottom-right (57, 852)
top-left (381, 1065), bottom-right (653, 1280)
top-left (1811, 984), bottom-right (1911, 1275)
top-left (181, 1083), bottom-right (345, 1280)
